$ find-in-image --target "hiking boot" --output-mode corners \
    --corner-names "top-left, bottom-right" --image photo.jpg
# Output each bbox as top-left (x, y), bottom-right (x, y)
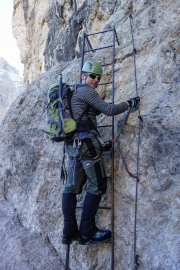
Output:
top-left (79, 229), bottom-right (111, 245)
top-left (62, 232), bottom-right (79, 245)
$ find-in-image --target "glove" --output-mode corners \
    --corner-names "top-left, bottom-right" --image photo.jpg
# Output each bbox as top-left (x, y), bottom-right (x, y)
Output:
top-left (103, 140), bottom-right (112, 151)
top-left (127, 97), bottom-right (140, 108)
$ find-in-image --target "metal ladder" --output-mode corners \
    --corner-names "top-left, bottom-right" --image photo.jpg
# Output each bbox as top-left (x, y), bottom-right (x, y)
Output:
top-left (65, 27), bottom-right (120, 270)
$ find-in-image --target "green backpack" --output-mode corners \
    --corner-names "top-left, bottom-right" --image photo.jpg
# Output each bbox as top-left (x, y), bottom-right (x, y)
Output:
top-left (44, 77), bottom-right (88, 142)
top-left (44, 81), bottom-right (76, 142)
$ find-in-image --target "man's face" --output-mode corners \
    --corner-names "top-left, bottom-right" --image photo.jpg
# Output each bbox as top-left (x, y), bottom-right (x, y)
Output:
top-left (82, 73), bottom-right (101, 89)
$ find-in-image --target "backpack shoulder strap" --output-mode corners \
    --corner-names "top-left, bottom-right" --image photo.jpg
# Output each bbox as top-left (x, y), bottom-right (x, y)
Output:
top-left (76, 105), bottom-right (90, 124)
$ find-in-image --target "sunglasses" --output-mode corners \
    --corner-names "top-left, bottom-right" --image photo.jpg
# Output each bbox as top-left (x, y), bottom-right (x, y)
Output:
top-left (88, 73), bottom-right (101, 81)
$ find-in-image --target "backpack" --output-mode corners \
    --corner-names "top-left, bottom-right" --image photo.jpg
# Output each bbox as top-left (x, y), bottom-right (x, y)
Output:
top-left (44, 77), bottom-right (89, 142)
top-left (43, 80), bottom-right (76, 142)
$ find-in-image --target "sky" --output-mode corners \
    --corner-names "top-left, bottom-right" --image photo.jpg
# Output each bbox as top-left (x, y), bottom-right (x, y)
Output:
top-left (0, 0), bottom-right (24, 76)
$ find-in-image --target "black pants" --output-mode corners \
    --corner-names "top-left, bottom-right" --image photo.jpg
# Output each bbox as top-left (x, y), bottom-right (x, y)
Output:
top-left (62, 192), bottom-right (101, 238)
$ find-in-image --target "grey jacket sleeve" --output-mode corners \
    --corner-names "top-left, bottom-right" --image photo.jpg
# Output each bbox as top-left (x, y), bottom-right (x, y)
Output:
top-left (82, 87), bottom-right (129, 116)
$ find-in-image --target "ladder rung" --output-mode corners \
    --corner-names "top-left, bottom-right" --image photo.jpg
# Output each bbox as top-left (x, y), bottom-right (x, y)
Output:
top-left (84, 45), bottom-right (113, 53)
top-left (99, 206), bottom-right (111, 210)
top-left (97, 125), bottom-right (112, 128)
top-left (86, 29), bottom-right (114, 36)
top-left (102, 62), bottom-right (115, 67)
top-left (99, 81), bottom-right (113, 85)
top-left (76, 206), bottom-right (111, 210)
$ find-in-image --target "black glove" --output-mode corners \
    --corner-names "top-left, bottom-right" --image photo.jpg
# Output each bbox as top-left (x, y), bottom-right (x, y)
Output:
top-left (103, 140), bottom-right (112, 151)
top-left (127, 97), bottom-right (140, 108)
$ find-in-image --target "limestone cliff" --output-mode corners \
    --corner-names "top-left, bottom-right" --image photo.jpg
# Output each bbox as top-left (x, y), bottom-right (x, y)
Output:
top-left (13, 0), bottom-right (128, 85)
top-left (0, 57), bottom-right (23, 123)
top-left (0, 0), bottom-right (179, 269)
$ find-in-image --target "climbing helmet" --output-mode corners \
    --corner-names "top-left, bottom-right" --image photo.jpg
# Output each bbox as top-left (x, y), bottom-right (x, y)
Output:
top-left (82, 60), bottom-right (103, 76)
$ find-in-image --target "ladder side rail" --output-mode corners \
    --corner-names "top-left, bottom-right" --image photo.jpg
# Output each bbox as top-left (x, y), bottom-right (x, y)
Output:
top-left (84, 34), bottom-right (95, 52)
top-left (114, 27), bottom-right (120, 46)
top-left (110, 26), bottom-right (116, 270)
top-left (65, 245), bottom-right (70, 270)
top-left (80, 33), bottom-right (86, 83)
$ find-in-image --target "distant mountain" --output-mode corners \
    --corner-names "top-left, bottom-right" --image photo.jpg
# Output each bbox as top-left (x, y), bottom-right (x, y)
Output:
top-left (0, 57), bottom-right (23, 123)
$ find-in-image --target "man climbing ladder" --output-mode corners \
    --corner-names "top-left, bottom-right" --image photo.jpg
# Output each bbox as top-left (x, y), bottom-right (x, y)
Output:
top-left (62, 59), bottom-right (140, 245)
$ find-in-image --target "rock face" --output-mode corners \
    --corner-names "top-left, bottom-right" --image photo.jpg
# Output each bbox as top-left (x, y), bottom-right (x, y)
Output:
top-left (0, 57), bottom-right (23, 123)
top-left (0, 0), bottom-right (179, 269)
top-left (12, 0), bottom-right (123, 85)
